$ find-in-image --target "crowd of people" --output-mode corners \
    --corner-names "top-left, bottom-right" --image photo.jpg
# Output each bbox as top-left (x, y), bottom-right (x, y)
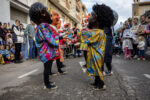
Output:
top-left (0, 19), bottom-right (36, 64)
top-left (113, 15), bottom-right (150, 60)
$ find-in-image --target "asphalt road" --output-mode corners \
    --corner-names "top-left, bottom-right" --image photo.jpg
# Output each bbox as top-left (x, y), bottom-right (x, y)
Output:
top-left (0, 59), bottom-right (43, 95)
top-left (0, 55), bottom-right (149, 100)
top-left (113, 54), bottom-right (150, 100)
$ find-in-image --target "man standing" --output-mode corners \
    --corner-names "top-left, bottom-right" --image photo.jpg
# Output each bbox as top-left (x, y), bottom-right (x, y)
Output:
top-left (12, 20), bottom-right (23, 63)
top-left (24, 20), bottom-right (35, 59)
top-left (0, 22), bottom-right (5, 42)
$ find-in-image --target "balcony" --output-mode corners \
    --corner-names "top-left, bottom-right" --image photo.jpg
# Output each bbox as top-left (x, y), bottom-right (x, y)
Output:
top-left (76, 14), bottom-right (81, 21)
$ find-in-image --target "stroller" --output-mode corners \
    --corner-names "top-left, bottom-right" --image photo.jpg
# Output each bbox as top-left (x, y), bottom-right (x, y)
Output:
top-left (63, 39), bottom-right (74, 58)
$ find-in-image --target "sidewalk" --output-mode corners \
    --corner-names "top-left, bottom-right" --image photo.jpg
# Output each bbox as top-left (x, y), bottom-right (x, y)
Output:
top-left (0, 57), bottom-right (129, 100)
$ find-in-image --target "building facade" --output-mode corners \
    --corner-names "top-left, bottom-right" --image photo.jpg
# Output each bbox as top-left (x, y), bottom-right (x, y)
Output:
top-left (0, 0), bottom-right (87, 28)
top-left (132, 0), bottom-right (150, 18)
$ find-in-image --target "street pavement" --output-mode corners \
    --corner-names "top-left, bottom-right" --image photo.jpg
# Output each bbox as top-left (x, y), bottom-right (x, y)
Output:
top-left (113, 54), bottom-right (150, 100)
top-left (0, 56), bottom-right (149, 100)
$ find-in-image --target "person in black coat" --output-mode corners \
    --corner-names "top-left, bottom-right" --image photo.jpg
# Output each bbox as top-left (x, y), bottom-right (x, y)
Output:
top-left (102, 27), bottom-right (113, 75)
top-left (0, 22), bottom-right (5, 41)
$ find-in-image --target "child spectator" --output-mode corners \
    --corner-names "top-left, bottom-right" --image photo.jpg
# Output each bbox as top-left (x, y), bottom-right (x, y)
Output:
top-left (137, 36), bottom-right (146, 60)
top-left (0, 45), bottom-right (10, 64)
top-left (122, 36), bottom-right (133, 59)
top-left (0, 45), bottom-right (4, 64)
top-left (6, 35), bottom-right (13, 47)
top-left (6, 45), bottom-right (14, 62)
top-left (114, 36), bottom-right (122, 55)
top-left (6, 29), bottom-right (12, 39)
top-left (10, 44), bottom-right (15, 55)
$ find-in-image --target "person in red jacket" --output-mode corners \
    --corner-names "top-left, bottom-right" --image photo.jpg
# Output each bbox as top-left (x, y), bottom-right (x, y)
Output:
top-left (50, 10), bottom-right (67, 76)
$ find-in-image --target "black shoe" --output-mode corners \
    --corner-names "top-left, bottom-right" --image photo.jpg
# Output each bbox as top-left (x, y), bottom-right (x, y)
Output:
top-left (90, 76), bottom-right (98, 87)
top-left (49, 73), bottom-right (57, 76)
top-left (58, 70), bottom-right (67, 75)
top-left (61, 64), bottom-right (66, 68)
top-left (44, 84), bottom-right (58, 90)
top-left (90, 82), bottom-right (97, 87)
top-left (94, 85), bottom-right (106, 90)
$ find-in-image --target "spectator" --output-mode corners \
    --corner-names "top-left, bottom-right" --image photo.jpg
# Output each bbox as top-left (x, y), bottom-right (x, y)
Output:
top-left (139, 15), bottom-right (148, 52)
top-left (20, 24), bottom-right (28, 60)
top-left (24, 20), bottom-right (35, 59)
top-left (3, 23), bottom-right (8, 36)
top-left (72, 23), bottom-right (81, 57)
top-left (0, 22), bottom-right (5, 41)
top-left (146, 16), bottom-right (150, 46)
top-left (6, 34), bottom-right (13, 47)
top-left (122, 25), bottom-right (133, 59)
top-left (10, 44), bottom-right (15, 56)
top-left (0, 45), bottom-right (11, 64)
top-left (12, 20), bottom-right (23, 63)
top-left (0, 36), bottom-right (2, 45)
top-left (6, 45), bottom-right (14, 62)
top-left (0, 45), bottom-right (5, 64)
top-left (10, 44), bottom-right (15, 62)
top-left (137, 36), bottom-right (146, 60)
top-left (102, 27), bottom-right (114, 75)
top-left (6, 29), bottom-right (12, 39)
top-left (130, 17), bottom-right (139, 58)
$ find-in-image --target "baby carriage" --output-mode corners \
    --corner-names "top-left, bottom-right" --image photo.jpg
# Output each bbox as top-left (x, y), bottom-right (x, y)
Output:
top-left (63, 39), bottom-right (74, 58)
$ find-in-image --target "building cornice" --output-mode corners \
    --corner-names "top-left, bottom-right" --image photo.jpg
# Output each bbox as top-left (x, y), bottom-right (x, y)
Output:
top-left (10, 0), bottom-right (29, 13)
top-left (49, 0), bottom-right (79, 23)
top-left (139, 1), bottom-right (150, 6)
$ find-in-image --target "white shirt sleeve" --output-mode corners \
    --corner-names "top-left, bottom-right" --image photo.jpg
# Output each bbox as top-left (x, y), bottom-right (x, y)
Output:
top-left (13, 27), bottom-right (21, 36)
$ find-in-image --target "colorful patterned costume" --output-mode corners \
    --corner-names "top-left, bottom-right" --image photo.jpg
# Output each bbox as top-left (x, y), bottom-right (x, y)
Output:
top-left (35, 23), bottom-right (60, 63)
top-left (78, 29), bottom-right (89, 51)
top-left (82, 29), bottom-right (106, 81)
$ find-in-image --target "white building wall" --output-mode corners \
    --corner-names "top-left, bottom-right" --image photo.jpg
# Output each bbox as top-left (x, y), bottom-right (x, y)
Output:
top-left (0, 0), bottom-right (10, 23)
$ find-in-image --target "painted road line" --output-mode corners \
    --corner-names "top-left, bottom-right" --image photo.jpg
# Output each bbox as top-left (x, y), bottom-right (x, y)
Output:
top-left (79, 61), bottom-right (86, 73)
top-left (18, 69), bottom-right (38, 79)
top-left (144, 74), bottom-right (150, 79)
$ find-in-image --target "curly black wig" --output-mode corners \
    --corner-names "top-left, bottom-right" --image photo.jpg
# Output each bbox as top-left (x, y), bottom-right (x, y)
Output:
top-left (93, 4), bottom-right (114, 29)
top-left (29, 2), bottom-right (45, 24)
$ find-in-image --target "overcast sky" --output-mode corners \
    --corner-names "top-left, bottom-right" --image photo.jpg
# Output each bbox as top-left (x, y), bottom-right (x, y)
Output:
top-left (81, 0), bottom-right (134, 28)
